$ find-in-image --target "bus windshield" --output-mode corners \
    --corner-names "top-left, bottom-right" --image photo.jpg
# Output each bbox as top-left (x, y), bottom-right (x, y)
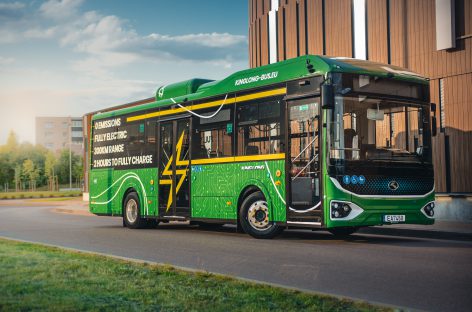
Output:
top-left (328, 94), bottom-right (432, 165)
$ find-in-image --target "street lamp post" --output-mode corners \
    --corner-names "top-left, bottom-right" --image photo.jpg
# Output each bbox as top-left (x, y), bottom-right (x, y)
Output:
top-left (69, 119), bottom-right (72, 190)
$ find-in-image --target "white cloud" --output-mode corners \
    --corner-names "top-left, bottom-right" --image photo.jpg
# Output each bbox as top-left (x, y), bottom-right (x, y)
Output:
top-left (0, 2), bottom-right (25, 10)
top-left (147, 32), bottom-right (247, 48)
top-left (39, 0), bottom-right (83, 20)
top-left (0, 0), bottom-right (248, 144)
top-left (24, 26), bottom-right (58, 39)
top-left (0, 1), bottom-right (25, 19)
top-left (61, 14), bottom-right (136, 54)
top-left (0, 56), bottom-right (14, 65)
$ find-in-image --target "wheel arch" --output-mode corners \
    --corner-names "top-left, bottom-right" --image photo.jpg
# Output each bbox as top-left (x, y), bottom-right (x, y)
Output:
top-left (122, 187), bottom-right (138, 216)
top-left (237, 181), bottom-right (273, 220)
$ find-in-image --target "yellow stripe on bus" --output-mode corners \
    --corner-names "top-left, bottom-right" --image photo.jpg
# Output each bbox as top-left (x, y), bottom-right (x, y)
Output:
top-left (126, 87), bottom-right (287, 122)
top-left (191, 153), bottom-right (285, 165)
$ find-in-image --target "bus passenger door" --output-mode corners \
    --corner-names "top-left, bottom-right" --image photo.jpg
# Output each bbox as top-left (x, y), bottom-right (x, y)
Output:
top-left (158, 118), bottom-right (190, 218)
top-left (287, 98), bottom-right (322, 225)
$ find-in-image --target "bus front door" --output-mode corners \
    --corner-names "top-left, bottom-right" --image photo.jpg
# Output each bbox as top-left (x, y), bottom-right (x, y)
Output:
top-left (158, 118), bottom-right (191, 218)
top-left (287, 98), bottom-right (322, 225)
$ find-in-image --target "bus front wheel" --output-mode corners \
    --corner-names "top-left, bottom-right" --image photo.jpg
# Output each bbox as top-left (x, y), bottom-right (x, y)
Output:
top-left (123, 192), bottom-right (146, 229)
top-left (240, 191), bottom-right (283, 239)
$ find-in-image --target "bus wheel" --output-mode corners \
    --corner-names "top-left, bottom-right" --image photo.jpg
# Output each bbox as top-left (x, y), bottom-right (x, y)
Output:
top-left (240, 191), bottom-right (283, 239)
top-left (123, 192), bottom-right (146, 229)
top-left (328, 227), bottom-right (359, 237)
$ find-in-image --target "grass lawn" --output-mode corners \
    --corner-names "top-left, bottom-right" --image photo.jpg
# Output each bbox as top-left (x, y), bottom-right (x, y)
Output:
top-left (0, 190), bottom-right (81, 200)
top-left (0, 238), bottom-right (391, 312)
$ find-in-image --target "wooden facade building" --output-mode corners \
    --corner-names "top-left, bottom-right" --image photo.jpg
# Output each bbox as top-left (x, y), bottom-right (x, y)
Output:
top-left (249, 0), bottom-right (472, 193)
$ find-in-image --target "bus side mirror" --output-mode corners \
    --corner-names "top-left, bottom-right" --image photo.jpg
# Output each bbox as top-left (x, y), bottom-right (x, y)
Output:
top-left (431, 103), bottom-right (437, 137)
top-left (321, 84), bottom-right (334, 109)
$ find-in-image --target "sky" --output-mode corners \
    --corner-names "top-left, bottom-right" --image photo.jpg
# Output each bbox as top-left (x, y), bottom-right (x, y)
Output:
top-left (0, 0), bottom-right (248, 144)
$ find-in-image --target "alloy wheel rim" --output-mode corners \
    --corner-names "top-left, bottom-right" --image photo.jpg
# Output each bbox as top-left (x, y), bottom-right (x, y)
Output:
top-left (247, 200), bottom-right (271, 231)
top-left (126, 199), bottom-right (138, 223)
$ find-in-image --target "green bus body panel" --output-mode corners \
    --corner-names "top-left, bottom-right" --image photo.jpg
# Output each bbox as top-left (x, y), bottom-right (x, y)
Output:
top-left (156, 79), bottom-right (214, 101)
top-left (89, 54), bottom-right (434, 229)
top-left (89, 168), bottom-right (157, 217)
top-left (89, 160), bottom-right (286, 222)
top-left (190, 160), bottom-right (286, 222)
top-left (92, 55), bottom-right (427, 121)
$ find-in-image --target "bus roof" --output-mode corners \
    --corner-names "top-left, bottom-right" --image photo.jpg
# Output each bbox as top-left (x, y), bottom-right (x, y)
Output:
top-left (92, 55), bottom-right (427, 121)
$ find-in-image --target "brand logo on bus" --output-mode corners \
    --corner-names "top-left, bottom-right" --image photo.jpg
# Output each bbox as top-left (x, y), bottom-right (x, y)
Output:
top-left (241, 165), bottom-right (265, 170)
top-left (388, 181), bottom-right (399, 191)
top-left (157, 85), bottom-right (165, 98)
top-left (234, 71), bottom-right (278, 86)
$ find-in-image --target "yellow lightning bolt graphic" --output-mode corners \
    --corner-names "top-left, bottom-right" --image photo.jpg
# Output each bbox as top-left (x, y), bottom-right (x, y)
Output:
top-left (159, 131), bottom-right (189, 212)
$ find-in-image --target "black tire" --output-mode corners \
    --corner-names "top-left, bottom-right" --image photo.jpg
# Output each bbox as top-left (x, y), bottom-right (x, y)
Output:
top-left (328, 226), bottom-right (359, 236)
top-left (240, 191), bottom-right (283, 239)
top-left (123, 192), bottom-right (146, 229)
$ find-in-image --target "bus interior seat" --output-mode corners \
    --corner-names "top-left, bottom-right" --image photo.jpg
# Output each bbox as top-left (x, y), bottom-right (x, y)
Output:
top-left (209, 151), bottom-right (221, 158)
top-left (194, 146), bottom-right (208, 158)
top-left (344, 128), bottom-right (357, 159)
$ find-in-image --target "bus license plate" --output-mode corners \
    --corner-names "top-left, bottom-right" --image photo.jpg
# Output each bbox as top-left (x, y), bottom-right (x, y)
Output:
top-left (384, 215), bottom-right (405, 223)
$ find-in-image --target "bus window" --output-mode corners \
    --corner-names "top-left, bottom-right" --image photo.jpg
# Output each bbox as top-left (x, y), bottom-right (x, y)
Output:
top-left (236, 99), bottom-right (284, 156)
top-left (146, 120), bottom-right (156, 144)
top-left (192, 108), bottom-right (233, 159)
top-left (121, 123), bottom-right (145, 153)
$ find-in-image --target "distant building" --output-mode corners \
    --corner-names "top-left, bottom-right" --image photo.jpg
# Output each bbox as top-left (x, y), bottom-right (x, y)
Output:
top-left (35, 116), bottom-right (83, 156)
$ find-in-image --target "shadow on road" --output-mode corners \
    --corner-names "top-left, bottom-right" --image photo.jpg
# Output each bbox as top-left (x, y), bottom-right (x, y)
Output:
top-left (359, 227), bottom-right (472, 242)
top-left (94, 222), bottom-right (472, 247)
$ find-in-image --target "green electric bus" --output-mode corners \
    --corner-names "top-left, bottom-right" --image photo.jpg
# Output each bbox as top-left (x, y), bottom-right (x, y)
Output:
top-left (89, 55), bottom-right (436, 239)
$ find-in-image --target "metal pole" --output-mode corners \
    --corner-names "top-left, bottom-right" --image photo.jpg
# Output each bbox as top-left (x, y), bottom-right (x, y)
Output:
top-left (69, 119), bottom-right (72, 190)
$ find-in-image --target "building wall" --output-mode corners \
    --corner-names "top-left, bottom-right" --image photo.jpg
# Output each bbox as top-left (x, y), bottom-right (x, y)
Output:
top-left (35, 116), bottom-right (83, 156)
top-left (249, 0), bottom-right (472, 193)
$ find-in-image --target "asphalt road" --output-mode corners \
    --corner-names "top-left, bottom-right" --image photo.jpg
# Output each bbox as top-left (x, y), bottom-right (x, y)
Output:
top-left (0, 204), bottom-right (471, 312)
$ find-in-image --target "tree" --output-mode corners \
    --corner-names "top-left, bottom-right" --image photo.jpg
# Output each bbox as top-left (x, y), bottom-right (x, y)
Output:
top-left (44, 152), bottom-right (57, 191)
top-left (5, 130), bottom-right (18, 152)
top-left (0, 153), bottom-right (9, 191)
top-left (14, 165), bottom-right (22, 191)
top-left (22, 159), bottom-right (40, 191)
top-left (56, 149), bottom-right (82, 187)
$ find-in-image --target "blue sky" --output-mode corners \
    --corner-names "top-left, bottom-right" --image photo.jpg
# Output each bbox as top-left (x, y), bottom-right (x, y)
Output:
top-left (0, 0), bottom-right (248, 144)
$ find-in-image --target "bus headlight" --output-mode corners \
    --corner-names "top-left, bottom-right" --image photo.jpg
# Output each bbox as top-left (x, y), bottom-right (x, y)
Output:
top-left (331, 201), bottom-right (352, 218)
top-left (330, 201), bottom-right (364, 221)
top-left (421, 202), bottom-right (435, 218)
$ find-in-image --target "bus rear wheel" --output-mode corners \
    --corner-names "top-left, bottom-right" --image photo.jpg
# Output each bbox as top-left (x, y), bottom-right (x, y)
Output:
top-left (123, 192), bottom-right (146, 229)
top-left (240, 191), bottom-right (283, 239)
top-left (328, 227), bottom-right (359, 237)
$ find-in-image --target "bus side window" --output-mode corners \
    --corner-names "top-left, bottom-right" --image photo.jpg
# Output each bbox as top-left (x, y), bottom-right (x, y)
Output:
top-left (123, 123), bottom-right (145, 153)
top-left (146, 120), bottom-right (156, 144)
top-left (236, 98), bottom-right (284, 156)
top-left (192, 107), bottom-right (233, 159)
